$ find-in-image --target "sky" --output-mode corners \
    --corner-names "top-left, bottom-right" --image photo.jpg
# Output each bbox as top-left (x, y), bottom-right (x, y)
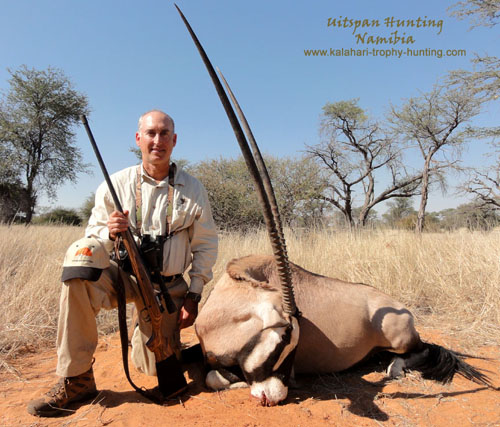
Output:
top-left (1, 0), bottom-right (498, 214)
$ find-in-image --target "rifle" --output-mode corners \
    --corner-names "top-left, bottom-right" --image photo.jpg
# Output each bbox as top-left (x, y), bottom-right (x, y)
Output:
top-left (80, 114), bottom-right (187, 401)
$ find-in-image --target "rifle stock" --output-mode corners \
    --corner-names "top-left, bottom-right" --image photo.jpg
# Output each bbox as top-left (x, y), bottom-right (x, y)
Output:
top-left (80, 115), bottom-right (186, 397)
top-left (120, 231), bottom-right (170, 361)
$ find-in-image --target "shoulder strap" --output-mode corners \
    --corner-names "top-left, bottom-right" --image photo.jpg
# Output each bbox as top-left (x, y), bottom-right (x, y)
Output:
top-left (135, 166), bottom-right (142, 235)
top-left (166, 164), bottom-right (176, 236)
top-left (135, 164), bottom-right (176, 237)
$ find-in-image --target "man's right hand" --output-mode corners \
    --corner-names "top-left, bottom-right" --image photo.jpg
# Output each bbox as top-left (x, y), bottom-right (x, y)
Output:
top-left (107, 210), bottom-right (129, 240)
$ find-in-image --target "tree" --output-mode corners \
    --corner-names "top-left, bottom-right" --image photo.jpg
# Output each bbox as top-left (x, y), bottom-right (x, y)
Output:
top-left (447, 0), bottom-right (499, 126)
top-left (0, 181), bottom-right (30, 223)
top-left (307, 99), bottom-right (425, 228)
top-left (462, 142), bottom-right (500, 209)
top-left (449, 0), bottom-right (500, 28)
top-left (189, 155), bottom-right (329, 230)
top-left (382, 197), bottom-right (416, 227)
top-left (264, 156), bottom-right (329, 227)
top-left (0, 143), bottom-right (29, 222)
top-left (389, 83), bottom-right (484, 232)
top-left (189, 157), bottom-right (262, 230)
top-left (447, 56), bottom-right (500, 117)
top-left (33, 208), bottom-right (82, 226)
top-left (439, 202), bottom-right (499, 230)
top-left (80, 192), bottom-right (95, 224)
top-left (0, 66), bottom-right (89, 223)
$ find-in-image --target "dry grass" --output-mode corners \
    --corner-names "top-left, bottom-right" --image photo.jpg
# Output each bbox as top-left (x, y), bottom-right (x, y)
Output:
top-left (0, 225), bottom-right (117, 360)
top-left (1, 225), bottom-right (499, 365)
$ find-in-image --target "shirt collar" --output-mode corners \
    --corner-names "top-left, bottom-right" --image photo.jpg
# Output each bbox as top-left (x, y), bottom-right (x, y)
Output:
top-left (140, 162), bottom-right (185, 186)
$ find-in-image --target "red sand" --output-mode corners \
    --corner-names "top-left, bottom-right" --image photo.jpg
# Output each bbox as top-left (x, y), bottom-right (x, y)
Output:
top-left (1, 327), bottom-right (499, 426)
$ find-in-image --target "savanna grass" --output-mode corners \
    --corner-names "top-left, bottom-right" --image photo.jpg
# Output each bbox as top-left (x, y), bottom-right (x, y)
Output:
top-left (1, 225), bottom-right (499, 367)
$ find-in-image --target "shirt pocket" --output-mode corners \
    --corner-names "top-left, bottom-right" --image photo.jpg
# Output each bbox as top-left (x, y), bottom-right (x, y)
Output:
top-left (162, 229), bottom-right (192, 275)
top-left (171, 195), bottom-right (198, 231)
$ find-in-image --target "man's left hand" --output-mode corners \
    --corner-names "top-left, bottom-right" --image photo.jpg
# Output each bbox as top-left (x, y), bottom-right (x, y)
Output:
top-left (178, 298), bottom-right (198, 329)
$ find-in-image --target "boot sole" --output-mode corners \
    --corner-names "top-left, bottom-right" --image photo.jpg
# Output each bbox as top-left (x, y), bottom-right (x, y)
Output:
top-left (27, 389), bottom-right (99, 417)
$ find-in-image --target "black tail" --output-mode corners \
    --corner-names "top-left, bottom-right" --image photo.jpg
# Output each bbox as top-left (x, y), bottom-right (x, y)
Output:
top-left (407, 342), bottom-right (492, 387)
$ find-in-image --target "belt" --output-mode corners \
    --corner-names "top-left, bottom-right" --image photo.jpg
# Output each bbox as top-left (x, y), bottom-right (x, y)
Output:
top-left (161, 273), bottom-right (183, 283)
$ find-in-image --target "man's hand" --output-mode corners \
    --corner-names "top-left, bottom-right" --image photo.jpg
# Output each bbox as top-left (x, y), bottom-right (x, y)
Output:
top-left (178, 298), bottom-right (198, 329)
top-left (107, 210), bottom-right (130, 240)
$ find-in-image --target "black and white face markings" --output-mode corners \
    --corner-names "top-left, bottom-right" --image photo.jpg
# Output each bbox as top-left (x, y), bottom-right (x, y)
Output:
top-left (237, 316), bottom-right (300, 406)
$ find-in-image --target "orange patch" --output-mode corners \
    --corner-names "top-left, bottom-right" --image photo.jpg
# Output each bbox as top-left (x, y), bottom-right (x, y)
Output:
top-left (75, 247), bottom-right (93, 257)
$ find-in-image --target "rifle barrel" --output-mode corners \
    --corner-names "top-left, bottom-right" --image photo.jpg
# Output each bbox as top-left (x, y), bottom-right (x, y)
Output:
top-left (80, 115), bottom-right (124, 213)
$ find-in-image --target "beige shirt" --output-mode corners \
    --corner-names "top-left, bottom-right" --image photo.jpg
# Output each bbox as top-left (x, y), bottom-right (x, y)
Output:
top-left (86, 164), bottom-right (218, 294)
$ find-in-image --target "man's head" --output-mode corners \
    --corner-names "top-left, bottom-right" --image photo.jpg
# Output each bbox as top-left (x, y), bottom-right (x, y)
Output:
top-left (136, 110), bottom-right (177, 175)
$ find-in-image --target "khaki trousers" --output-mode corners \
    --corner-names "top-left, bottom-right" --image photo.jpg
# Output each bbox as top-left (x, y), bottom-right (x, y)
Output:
top-left (56, 261), bottom-right (188, 378)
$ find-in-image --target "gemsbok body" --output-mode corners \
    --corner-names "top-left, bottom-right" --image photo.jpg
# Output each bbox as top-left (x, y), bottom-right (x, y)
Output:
top-left (175, 5), bottom-right (492, 407)
top-left (195, 254), bottom-right (490, 406)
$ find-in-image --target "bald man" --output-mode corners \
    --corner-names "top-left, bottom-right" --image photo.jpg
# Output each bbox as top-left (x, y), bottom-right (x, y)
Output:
top-left (28, 110), bottom-right (218, 417)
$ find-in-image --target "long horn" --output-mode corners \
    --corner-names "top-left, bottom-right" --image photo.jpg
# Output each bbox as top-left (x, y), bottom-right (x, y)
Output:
top-left (216, 69), bottom-right (296, 315)
top-left (175, 4), bottom-right (297, 316)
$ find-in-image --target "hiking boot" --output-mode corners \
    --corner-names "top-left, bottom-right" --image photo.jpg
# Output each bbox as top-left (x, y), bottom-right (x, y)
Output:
top-left (27, 367), bottom-right (98, 417)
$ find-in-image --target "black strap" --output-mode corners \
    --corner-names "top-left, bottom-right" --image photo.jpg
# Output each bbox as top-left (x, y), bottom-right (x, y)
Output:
top-left (113, 246), bottom-right (165, 404)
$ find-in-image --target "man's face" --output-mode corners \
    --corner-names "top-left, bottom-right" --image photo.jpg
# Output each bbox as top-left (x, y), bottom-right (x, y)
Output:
top-left (136, 111), bottom-right (177, 169)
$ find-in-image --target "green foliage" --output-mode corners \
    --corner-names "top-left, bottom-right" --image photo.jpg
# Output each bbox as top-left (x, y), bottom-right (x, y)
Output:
top-left (395, 214), bottom-right (417, 230)
top-left (0, 181), bottom-right (30, 223)
top-left (439, 202), bottom-right (500, 230)
top-left (322, 99), bottom-right (367, 125)
top-left (189, 155), bottom-right (329, 230)
top-left (0, 65), bottom-right (89, 223)
top-left (33, 208), bottom-right (82, 226)
top-left (310, 99), bottom-right (423, 228)
top-left (80, 193), bottom-right (95, 224)
top-left (449, 0), bottom-right (500, 28)
top-left (383, 197), bottom-right (416, 227)
top-left (265, 156), bottom-right (330, 227)
top-left (189, 157), bottom-right (262, 230)
top-left (389, 82), bottom-right (487, 232)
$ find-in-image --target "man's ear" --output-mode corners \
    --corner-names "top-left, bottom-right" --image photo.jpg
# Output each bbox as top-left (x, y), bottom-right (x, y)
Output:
top-left (173, 133), bottom-right (177, 147)
top-left (135, 132), bottom-right (141, 146)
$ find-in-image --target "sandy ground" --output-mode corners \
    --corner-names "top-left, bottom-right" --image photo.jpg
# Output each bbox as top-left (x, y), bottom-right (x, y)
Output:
top-left (1, 327), bottom-right (499, 427)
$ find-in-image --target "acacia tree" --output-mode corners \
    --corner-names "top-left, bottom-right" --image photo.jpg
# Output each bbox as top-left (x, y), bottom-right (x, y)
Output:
top-left (449, 0), bottom-right (500, 27)
top-left (190, 157), bottom-right (262, 230)
top-left (0, 66), bottom-right (89, 222)
top-left (0, 144), bottom-right (28, 222)
top-left (307, 99), bottom-right (425, 228)
top-left (447, 56), bottom-right (500, 115)
top-left (189, 155), bottom-right (328, 230)
top-left (264, 156), bottom-right (329, 227)
top-left (389, 85), bottom-right (485, 232)
top-left (462, 142), bottom-right (500, 209)
top-left (382, 197), bottom-right (417, 227)
top-left (447, 3), bottom-right (500, 214)
top-left (447, 0), bottom-right (499, 110)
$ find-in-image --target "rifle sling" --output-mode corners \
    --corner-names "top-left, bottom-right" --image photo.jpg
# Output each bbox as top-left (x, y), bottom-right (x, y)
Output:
top-left (113, 261), bottom-right (165, 404)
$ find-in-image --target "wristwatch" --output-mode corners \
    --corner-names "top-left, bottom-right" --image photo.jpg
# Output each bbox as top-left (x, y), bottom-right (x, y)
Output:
top-left (186, 291), bottom-right (201, 303)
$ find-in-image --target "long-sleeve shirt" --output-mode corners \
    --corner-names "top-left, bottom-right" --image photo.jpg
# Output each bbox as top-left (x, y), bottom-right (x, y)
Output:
top-left (86, 163), bottom-right (218, 294)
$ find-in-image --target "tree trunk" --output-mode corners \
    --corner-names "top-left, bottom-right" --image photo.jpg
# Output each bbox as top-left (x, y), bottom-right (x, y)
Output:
top-left (344, 194), bottom-right (354, 230)
top-left (416, 155), bottom-right (432, 233)
top-left (24, 180), bottom-right (35, 223)
top-left (359, 208), bottom-right (368, 227)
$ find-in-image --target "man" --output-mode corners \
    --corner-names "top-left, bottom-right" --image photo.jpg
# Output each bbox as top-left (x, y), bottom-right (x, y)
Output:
top-left (27, 110), bottom-right (218, 417)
